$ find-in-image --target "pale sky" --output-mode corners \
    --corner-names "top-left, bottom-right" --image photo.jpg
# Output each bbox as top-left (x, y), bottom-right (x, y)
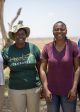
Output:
top-left (4, 0), bottom-right (80, 38)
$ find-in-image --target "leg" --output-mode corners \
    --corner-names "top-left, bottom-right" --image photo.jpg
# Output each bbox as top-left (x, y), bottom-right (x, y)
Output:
top-left (0, 85), bottom-right (4, 111)
top-left (47, 95), bottom-right (60, 112)
top-left (26, 87), bottom-right (40, 112)
top-left (61, 96), bottom-right (76, 112)
top-left (9, 89), bottom-right (27, 112)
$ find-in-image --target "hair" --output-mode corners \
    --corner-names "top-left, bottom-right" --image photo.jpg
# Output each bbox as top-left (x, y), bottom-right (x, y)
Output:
top-left (53, 21), bottom-right (67, 29)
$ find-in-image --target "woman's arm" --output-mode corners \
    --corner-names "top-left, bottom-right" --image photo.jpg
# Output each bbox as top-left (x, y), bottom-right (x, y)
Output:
top-left (68, 57), bottom-right (79, 101)
top-left (40, 59), bottom-right (52, 101)
top-left (73, 57), bottom-right (79, 89)
top-left (40, 59), bottom-right (48, 90)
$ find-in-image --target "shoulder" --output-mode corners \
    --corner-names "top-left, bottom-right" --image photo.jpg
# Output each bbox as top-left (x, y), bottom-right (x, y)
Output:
top-left (68, 39), bottom-right (79, 56)
top-left (26, 42), bottom-right (38, 48)
top-left (43, 42), bottom-right (53, 48)
top-left (45, 41), bottom-right (53, 46)
top-left (42, 42), bottom-right (53, 51)
top-left (2, 46), bottom-right (9, 53)
top-left (26, 42), bottom-right (40, 53)
top-left (2, 44), bottom-right (15, 54)
top-left (67, 39), bottom-right (77, 47)
top-left (67, 38), bottom-right (76, 44)
top-left (41, 42), bottom-right (53, 56)
top-left (3, 44), bottom-right (15, 49)
top-left (30, 42), bottom-right (39, 49)
top-left (70, 40), bottom-right (77, 45)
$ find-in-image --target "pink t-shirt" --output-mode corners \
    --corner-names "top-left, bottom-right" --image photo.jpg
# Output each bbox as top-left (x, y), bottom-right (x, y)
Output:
top-left (41, 39), bottom-right (79, 96)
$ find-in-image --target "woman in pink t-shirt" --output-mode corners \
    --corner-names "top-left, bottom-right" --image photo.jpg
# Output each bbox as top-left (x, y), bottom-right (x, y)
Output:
top-left (40, 21), bottom-right (79, 112)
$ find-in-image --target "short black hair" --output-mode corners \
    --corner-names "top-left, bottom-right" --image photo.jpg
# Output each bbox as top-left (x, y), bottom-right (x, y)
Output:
top-left (53, 21), bottom-right (67, 28)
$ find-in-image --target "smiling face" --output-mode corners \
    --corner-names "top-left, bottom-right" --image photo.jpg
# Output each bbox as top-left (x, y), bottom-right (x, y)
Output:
top-left (14, 28), bottom-right (27, 46)
top-left (53, 22), bottom-right (67, 41)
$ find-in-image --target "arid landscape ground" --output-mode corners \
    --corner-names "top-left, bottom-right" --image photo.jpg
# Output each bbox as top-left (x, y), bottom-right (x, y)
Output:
top-left (1, 37), bottom-right (80, 112)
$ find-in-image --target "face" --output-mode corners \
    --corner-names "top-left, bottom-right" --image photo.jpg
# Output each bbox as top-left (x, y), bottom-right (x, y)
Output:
top-left (14, 29), bottom-right (27, 44)
top-left (53, 22), bottom-right (67, 41)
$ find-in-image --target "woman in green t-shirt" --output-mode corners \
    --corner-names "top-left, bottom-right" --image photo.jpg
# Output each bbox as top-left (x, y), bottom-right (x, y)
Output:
top-left (2, 22), bottom-right (41, 112)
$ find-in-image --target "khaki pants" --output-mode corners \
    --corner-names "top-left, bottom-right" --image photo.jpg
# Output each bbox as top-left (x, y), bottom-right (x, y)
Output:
top-left (9, 87), bottom-right (40, 112)
top-left (0, 85), bottom-right (4, 111)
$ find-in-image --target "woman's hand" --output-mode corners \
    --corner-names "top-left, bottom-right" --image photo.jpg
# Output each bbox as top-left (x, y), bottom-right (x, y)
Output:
top-left (43, 88), bottom-right (52, 102)
top-left (68, 87), bottom-right (77, 102)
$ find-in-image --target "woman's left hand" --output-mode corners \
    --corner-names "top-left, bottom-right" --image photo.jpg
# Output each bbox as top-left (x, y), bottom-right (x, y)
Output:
top-left (68, 87), bottom-right (77, 102)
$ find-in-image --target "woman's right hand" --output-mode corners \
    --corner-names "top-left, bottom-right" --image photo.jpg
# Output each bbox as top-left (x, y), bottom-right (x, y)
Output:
top-left (44, 88), bottom-right (52, 101)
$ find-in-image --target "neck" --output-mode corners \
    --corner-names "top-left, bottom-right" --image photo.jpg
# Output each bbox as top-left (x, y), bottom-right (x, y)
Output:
top-left (54, 39), bottom-right (66, 47)
top-left (15, 42), bottom-right (25, 48)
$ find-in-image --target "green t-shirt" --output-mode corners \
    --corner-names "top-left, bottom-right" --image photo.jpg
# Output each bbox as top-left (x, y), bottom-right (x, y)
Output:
top-left (2, 42), bottom-right (41, 89)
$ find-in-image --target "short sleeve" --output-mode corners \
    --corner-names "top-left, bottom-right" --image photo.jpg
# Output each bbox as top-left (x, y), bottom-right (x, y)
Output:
top-left (33, 45), bottom-right (40, 61)
top-left (78, 48), bottom-right (80, 58)
top-left (1, 47), bottom-right (9, 65)
top-left (72, 42), bottom-right (79, 58)
top-left (40, 44), bottom-right (48, 60)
